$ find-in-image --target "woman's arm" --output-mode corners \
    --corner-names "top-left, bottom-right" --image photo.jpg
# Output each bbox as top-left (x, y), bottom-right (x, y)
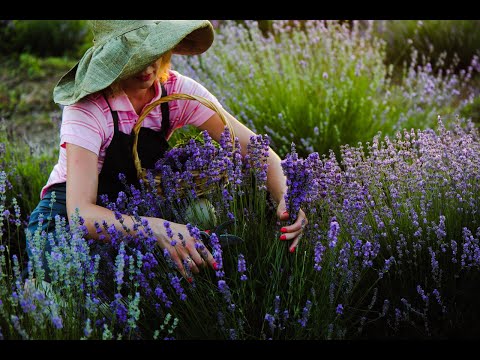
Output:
top-left (198, 111), bottom-right (308, 251)
top-left (65, 143), bottom-right (216, 278)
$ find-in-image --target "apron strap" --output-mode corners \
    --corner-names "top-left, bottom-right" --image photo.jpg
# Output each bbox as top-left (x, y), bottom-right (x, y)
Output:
top-left (159, 84), bottom-right (170, 137)
top-left (104, 94), bottom-right (120, 133)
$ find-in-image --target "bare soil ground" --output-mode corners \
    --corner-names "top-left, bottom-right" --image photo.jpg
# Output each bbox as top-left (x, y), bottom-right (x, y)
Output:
top-left (0, 57), bottom-right (66, 156)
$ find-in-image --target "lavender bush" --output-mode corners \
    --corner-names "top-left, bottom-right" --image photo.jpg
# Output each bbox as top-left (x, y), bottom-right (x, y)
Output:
top-left (374, 20), bottom-right (480, 73)
top-left (280, 116), bottom-right (480, 338)
top-left (2, 115), bottom-right (479, 339)
top-left (173, 20), bottom-right (479, 158)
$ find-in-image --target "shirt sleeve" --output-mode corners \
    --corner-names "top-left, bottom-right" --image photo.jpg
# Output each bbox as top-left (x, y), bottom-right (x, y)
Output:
top-left (60, 99), bottom-right (107, 156)
top-left (168, 71), bottom-right (224, 132)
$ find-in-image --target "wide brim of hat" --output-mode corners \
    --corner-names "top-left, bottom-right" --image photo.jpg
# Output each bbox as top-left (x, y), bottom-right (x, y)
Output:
top-left (53, 20), bottom-right (214, 106)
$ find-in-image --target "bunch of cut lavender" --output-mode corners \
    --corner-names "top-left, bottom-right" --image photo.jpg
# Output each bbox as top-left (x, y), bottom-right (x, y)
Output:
top-left (107, 127), bottom-right (273, 233)
top-left (97, 126), bottom-right (234, 227)
top-left (153, 127), bottom-right (232, 203)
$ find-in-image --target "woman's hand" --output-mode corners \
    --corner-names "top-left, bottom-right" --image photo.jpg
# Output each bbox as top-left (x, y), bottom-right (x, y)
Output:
top-left (276, 196), bottom-right (308, 253)
top-left (152, 220), bottom-right (217, 281)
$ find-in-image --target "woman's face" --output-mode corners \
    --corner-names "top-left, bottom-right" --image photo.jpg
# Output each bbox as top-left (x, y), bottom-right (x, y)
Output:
top-left (120, 58), bottom-right (161, 91)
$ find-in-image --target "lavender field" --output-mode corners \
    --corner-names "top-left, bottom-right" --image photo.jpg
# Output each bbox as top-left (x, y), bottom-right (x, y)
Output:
top-left (1, 20), bottom-right (480, 340)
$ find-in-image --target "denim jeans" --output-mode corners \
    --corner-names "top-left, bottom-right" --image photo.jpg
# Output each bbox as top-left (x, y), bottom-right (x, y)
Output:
top-left (25, 182), bottom-right (67, 279)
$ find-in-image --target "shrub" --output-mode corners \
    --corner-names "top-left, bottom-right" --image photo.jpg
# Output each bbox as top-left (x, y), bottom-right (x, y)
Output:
top-left (0, 119), bottom-right (58, 258)
top-left (1, 20), bottom-right (91, 58)
top-left (375, 20), bottom-right (480, 73)
top-left (280, 116), bottom-right (480, 337)
top-left (1, 117), bottom-right (479, 339)
top-left (173, 20), bottom-right (478, 159)
top-left (460, 95), bottom-right (480, 125)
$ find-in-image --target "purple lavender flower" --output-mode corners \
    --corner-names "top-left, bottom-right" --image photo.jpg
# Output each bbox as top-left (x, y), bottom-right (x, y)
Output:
top-left (314, 241), bottom-right (326, 271)
top-left (328, 217), bottom-right (340, 249)
top-left (218, 279), bottom-right (232, 304)
top-left (298, 300), bottom-right (312, 328)
top-left (237, 253), bottom-right (247, 281)
top-left (451, 240), bottom-right (458, 264)
top-left (381, 299), bottom-right (390, 317)
top-left (281, 144), bottom-right (310, 221)
top-left (163, 221), bottom-right (174, 239)
top-left (83, 319), bottom-right (93, 338)
top-left (19, 297), bottom-right (36, 313)
top-left (209, 233), bottom-right (223, 271)
top-left (154, 286), bottom-right (172, 308)
top-left (336, 304), bottom-right (344, 315)
top-left (51, 315), bottom-right (63, 329)
top-left (434, 215), bottom-right (447, 240)
top-left (186, 223), bottom-right (201, 241)
top-left (378, 256), bottom-right (395, 279)
top-left (432, 288), bottom-right (447, 314)
top-left (265, 313), bottom-right (276, 334)
top-left (416, 285), bottom-right (428, 304)
top-left (111, 294), bottom-right (128, 325)
top-left (169, 274), bottom-right (187, 301)
top-left (336, 242), bottom-right (350, 273)
top-left (273, 296), bottom-right (281, 315)
top-left (114, 243), bottom-right (126, 287)
top-left (428, 247), bottom-right (441, 284)
top-left (246, 134), bottom-right (270, 191)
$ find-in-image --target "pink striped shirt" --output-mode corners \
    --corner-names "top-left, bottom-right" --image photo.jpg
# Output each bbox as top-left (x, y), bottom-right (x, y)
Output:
top-left (41, 70), bottom-right (222, 199)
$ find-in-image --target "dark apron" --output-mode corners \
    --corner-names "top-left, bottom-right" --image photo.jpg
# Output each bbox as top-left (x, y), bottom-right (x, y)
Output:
top-left (26, 85), bottom-right (171, 269)
top-left (97, 84), bottom-right (171, 203)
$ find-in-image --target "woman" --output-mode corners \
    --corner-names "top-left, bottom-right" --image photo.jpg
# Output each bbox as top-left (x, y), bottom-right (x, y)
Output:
top-left (26, 20), bottom-right (307, 280)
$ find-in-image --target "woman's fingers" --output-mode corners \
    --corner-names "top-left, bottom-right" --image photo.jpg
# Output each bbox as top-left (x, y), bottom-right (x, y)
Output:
top-left (192, 243), bottom-right (219, 271)
top-left (279, 228), bottom-right (303, 241)
top-left (175, 237), bottom-right (219, 280)
top-left (276, 198), bottom-right (290, 221)
top-left (288, 233), bottom-right (303, 253)
top-left (172, 256), bottom-right (189, 280)
top-left (280, 211), bottom-right (308, 233)
top-left (203, 252), bottom-right (218, 270)
top-left (279, 211), bottom-right (290, 221)
top-left (279, 228), bottom-right (303, 253)
top-left (278, 209), bottom-right (308, 253)
top-left (184, 255), bottom-right (201, 275)
top-left (171, 252), bottom-right (199, 282)
top-left (189, 245), bottom-right (205, 267)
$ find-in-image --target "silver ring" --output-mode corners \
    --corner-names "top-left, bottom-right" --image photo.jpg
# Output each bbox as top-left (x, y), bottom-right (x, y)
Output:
top-left (186, 256), bottom-right (193, 263)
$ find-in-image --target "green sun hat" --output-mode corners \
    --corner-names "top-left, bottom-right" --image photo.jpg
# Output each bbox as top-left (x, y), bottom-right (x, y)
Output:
top-left (53, 20), bottom-right (214, 106)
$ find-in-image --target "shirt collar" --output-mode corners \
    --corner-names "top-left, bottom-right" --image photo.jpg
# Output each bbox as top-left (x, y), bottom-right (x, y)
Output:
top-left (105, 80), bottom-right (161, 113)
